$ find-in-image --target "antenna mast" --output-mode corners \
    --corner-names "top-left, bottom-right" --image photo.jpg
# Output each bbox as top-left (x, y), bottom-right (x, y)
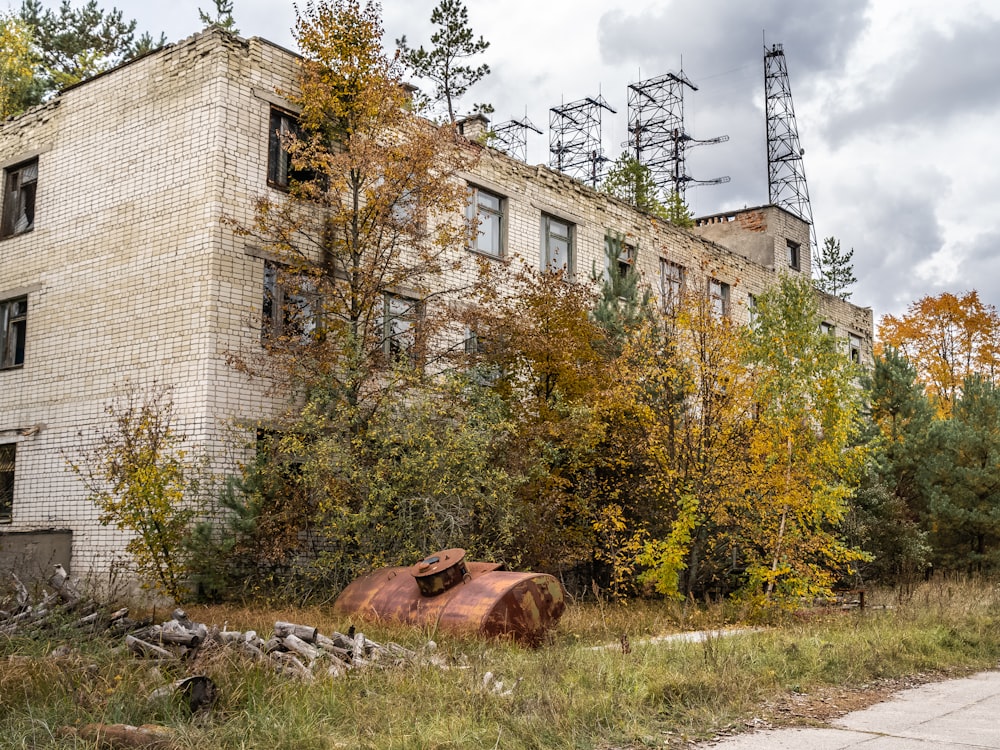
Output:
top-left (549, 95), bottom-right (616, 187)
top-left (764, 43), bottom-right (816, 247)
top-left (493, 115), bottom-right (543, 163)
top-left (626, 70), bottom-right (729, 200)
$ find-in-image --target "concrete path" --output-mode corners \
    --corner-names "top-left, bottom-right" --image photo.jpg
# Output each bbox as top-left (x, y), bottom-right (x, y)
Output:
top-left (704, 671), bottom-right (1000, 749)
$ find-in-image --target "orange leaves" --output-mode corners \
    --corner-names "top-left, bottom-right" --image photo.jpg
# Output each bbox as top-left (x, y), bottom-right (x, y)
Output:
top-left (878, 291), bottom-right (1000, 416)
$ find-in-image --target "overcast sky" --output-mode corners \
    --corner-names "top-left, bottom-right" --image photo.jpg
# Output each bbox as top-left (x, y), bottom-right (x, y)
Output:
top-left (14, 0), bottom-right (1000, 325)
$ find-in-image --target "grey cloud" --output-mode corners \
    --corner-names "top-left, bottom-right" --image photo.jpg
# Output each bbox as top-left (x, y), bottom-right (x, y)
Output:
top-left (823, 20), bottom-right (1000, 145)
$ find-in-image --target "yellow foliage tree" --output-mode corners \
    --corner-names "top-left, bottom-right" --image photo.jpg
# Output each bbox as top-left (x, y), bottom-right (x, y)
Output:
top-left (0, 12), bottom-right (36, 118)
top-left (878, 290), bottom-right (1000, 416)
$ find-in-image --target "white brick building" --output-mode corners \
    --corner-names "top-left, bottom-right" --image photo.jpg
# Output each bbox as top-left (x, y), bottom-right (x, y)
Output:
top-left (0, 29), bottom-right (872, 582)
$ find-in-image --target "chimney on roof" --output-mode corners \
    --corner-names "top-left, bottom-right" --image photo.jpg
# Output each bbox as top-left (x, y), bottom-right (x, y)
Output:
top-left (457, 113), bottom-right (490, 141)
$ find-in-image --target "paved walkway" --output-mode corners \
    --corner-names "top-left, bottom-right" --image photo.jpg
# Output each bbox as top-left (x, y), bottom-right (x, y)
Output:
top-left (704, 671), bottom-right (1000, 749)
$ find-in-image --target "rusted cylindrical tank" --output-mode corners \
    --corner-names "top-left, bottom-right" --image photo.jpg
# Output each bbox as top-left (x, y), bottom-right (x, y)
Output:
top-left (333, 548), bottom-right (566, 644)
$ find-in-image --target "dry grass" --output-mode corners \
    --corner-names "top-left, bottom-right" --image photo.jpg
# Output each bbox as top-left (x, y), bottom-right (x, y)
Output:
top-left (2, 577), bottom-right (999, 749)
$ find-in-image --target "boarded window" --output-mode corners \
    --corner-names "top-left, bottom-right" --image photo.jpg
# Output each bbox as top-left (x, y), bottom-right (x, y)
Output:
top-left (0, 297), bottom-right (26, 369)
top-left (2, 160), bottom-right (37, 237)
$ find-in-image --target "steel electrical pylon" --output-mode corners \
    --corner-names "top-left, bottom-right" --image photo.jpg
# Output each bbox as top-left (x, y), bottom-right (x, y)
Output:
top-left (492, 115), bottom-right (543, 163)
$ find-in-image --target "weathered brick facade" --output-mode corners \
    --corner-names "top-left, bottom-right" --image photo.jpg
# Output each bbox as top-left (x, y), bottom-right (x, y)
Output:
top-left (0, 29), bottom-right (872, 580)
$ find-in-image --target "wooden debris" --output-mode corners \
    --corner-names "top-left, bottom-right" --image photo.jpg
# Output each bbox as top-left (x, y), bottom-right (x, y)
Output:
top-left (59, 722), bottom-right (176, 749)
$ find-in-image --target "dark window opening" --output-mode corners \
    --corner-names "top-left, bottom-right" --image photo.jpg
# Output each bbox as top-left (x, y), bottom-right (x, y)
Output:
top-left (262, 262), bottom-right (316, 342)
top-left (0, 297), bottom-right (26, 369)
top-left (267, 109), bottom-right (310, 189)
top-left (786, 240), bottom-right (800, 271)
top-left (2, 159), bottom-right (37, 238)
top-left (0, 443), bottom-right (14, 522)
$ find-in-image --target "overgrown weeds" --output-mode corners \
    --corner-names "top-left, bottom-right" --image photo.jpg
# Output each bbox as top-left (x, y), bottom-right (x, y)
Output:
top-left (2, 578), bottom-right (999, 749)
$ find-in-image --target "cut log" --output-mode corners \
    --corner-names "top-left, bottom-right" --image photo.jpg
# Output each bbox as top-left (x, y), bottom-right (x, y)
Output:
top-left (274, 621), bottom-right (317, 642)
top-left (125, 635), bottom-right (175, 660)
top-left (157, 620), bottom-right (201, 648)
top-left (281, 633), bottom-right (319, 662)
top-left (60, 722), bottom-right (175, 749)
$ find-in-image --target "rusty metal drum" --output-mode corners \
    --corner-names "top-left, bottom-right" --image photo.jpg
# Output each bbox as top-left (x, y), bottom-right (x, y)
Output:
top-left (332, 549), bottom-right (566, 644)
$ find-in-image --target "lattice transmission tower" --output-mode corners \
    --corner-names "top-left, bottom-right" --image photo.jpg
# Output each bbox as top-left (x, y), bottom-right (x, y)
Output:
top-left (492, 115), bottom-right (543, 163)
top-left (549, 95), bottom-right (616, 187)
top-left (764, 43), bottom-right (816, 247)
top-left (625, 70), bottom-right (729, 200)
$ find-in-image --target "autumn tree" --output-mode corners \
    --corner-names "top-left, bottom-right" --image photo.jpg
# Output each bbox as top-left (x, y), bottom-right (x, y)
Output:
top-left (219, 0), bottom-right (485, 587)
top-left (70, 384), bottom-right (194, 601)
top-left (14, 0), bottom-right (164, 107)
top-left (601, 154), bottom-right (668, 218)
top-left (742, 275), bottom-right (868, 603)
top-left (397, 0), bottom-right (491, 123)
top-left (0, 12), bottom-right (36, 118)
top-left (814, 236), bottom-right (856, 299)
top-left (879, 290), bottom-right (1000, 415)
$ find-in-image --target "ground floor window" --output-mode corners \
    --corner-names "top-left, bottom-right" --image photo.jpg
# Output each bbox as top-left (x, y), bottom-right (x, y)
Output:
top-left (0, 443), bottom-right (14, 522)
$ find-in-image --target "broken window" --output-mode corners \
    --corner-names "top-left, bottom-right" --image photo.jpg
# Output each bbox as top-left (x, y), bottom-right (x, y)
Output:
top-left (542, 214), bottom-right (574, 275)
top-left (849, 333), bottom-right (862, 364)
top-left (2, 159), bottom-right (37, 238)
top-left (384, 293), bottom-right (421, 362)
top-left (746, 293), bottom-right (758, 326)
top-left (267, 108), bottom-right (308, 189)
top-left (709, 278), bottom-right (730, 318)
top-left (262, 262), bottom-right (316, 342)
top-left (786, 240), bottom-right (800, 271)
top-left (660, 259), bottom-right (684, 312)
top-left (0, 443), bottom-right (14, 523)
top-left (466, 185), bottom-right (504, 258)
top-left (0, 297), bottom-right (26, 370)
top-left (820, 321), bottom-right (835, 336)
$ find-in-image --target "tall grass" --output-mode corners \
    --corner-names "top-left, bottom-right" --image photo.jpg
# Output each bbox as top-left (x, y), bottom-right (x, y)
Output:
top-left (2, 578), bottom-right (999, 749)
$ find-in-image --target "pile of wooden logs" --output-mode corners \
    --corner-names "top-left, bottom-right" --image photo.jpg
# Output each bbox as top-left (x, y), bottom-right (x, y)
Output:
top-left (126, 610), bottom-right (420, 681)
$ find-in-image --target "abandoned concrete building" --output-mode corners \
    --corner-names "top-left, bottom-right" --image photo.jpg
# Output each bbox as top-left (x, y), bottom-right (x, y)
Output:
top-left (0, 28), bottom-right (873, 583)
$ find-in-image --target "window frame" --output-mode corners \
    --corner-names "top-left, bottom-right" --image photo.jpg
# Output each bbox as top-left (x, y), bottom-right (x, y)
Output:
top-left (708, 278), bottom-right (730, 318)
top-left (786, 240), bottom-right (801, 271)
top-left (660, 259), bottom-right (684, 312)
top-left (0, 296), bottom-right (27, 370)
top-left (383, 292), bottom-right (422, 363)
top-left (466, 185), bottom-right (505, 258)
top-left (541, 214), bottom-right (574, 276)
top-left (262, 262), bottom-right (316, 343)
top-left (849, 333), bottom-right (863, 364)
top-left (267, 108), bottom-right (306, 190)
top-left (2, 159), bottom-right (38, 238)
top-left (0, 442), bottom-right (14, 523)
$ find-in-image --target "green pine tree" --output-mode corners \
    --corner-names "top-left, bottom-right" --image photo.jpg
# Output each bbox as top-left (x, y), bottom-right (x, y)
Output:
top-left (199, 0), bottom-right (238, 34)
top-left (814, 236), bottom-right (857, 299)
top-left (396, 0), bottom-right (491, 123)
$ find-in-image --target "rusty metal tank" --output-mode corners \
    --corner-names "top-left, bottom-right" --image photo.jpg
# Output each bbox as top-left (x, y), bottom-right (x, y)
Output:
top-left (332, 548), bottom-right (566, 644)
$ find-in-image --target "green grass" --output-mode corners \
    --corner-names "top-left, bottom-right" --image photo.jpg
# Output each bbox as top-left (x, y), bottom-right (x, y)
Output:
top-left (2, 579), bottom-right (999, 749)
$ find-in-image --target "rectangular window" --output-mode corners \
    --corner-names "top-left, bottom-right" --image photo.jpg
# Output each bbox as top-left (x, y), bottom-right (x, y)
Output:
top-left (747, 293), bottom-right (758, 326)
top-left (262, 262), bottom-right (315, 342)
top-left (849, 333), bottom-right (862, 364)
top-left (660, 259), bottom-right (684, 312)
top-left (542, 214), bottom-right (574, 275)
top-left (384, 293), bottom-right (421, 361)
top-left (2, 159), bottom-right (37, 238)
top-left (709, 278), bottom-right (730, 318)
top-left (0, 297), bottom-right (27, 369)
top-left (466, 186), bottom-right (504, 258)
top-left (0, 443), bottom-right (14, 523)
top-left (786, 240), bottom-right (800, 271)
top-left (820, 321), bottom-right (835, 336)
top-left (267, 108), bottom-right (305, 189)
